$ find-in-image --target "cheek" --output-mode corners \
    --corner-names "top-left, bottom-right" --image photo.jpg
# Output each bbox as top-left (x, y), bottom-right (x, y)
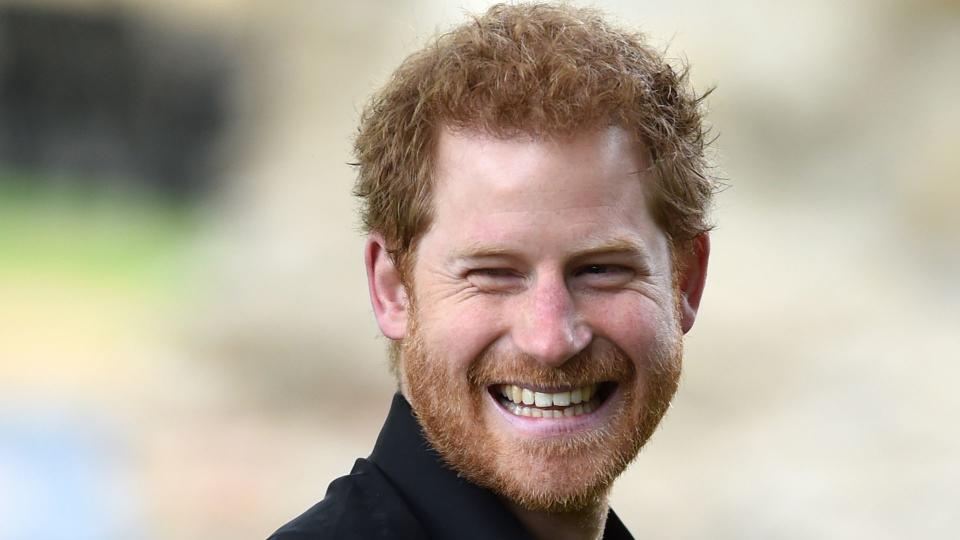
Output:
top-left (418, 299), bottom-right (508, 374)
top-left (584, 296), bottom-right (674, 359)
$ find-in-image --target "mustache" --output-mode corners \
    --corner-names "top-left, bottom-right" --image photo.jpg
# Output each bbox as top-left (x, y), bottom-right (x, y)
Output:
top-left (467, 340), bottom-right (636, 389)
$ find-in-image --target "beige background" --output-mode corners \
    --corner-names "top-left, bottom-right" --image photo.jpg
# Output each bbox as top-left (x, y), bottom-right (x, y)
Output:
top-left (1, 0), bottom-right (958, 538)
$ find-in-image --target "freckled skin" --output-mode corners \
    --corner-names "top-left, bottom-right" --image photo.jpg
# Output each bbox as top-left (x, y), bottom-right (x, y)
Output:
top-left (364, 123), bottom-right (707, 540)
top-left (414, 126), bottom-right (677, 378)
top-left (394, 126), bottom-right (686, 518)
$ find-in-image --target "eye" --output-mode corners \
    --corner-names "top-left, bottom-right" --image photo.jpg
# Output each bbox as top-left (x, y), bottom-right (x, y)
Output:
top-left (573, 264), bottom-right (634, 287)
top-left (580, 264), bottom-right (615, 275)
top-left (466, 268), bottom-right (525, 293)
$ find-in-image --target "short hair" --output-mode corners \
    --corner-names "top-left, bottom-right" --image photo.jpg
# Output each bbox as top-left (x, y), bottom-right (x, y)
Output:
top-left (354, 2), bottom-right (717, 275)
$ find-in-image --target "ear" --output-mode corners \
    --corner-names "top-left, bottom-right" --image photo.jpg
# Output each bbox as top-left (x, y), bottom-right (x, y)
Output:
top-left (364, 234), bottom-right (409, 340)
top-left (676, 233), bottom-right (710, 334)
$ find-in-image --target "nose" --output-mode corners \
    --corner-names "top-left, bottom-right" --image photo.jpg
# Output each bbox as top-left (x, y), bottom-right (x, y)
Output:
top-left (511, 272), bottom-right (592, 368)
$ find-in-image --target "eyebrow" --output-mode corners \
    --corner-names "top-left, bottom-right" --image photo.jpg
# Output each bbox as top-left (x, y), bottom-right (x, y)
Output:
top-left (449, 236), bottom-right (653, 265)
top-left (571, 237), bottom-right (652, 260)
top-left (449, 245), bottom-right (520, 264)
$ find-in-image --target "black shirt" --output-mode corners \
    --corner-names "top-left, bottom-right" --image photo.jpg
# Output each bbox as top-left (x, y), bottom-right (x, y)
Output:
top-left (268, 393), bottom-right (634, 539)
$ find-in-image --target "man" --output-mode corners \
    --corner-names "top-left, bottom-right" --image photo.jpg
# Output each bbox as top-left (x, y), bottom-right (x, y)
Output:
top-left (270, 3), bottom-right (715, 539)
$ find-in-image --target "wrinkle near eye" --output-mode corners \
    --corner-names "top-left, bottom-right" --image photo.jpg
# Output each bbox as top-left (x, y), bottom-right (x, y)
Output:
top-left (465, 269), bottom-right (528, 295)
top-left (618, 278), bottom-right (674, 308)
top-left (420, 266), bottom-right (494, 305)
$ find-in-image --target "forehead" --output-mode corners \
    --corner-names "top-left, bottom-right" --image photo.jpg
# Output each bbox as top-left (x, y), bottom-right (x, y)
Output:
top-left (428, 126), bottom-right (658, 238)
top-left (433, 125), bottom-right (650, 198)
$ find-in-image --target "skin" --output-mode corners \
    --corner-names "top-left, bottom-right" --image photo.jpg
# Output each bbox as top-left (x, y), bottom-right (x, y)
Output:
top-left (366, 125), bottom-right (709, 540)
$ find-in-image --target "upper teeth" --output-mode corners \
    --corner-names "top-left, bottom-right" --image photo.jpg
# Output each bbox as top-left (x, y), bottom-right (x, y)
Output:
top-left (498, 384), bottom-right (596, 407)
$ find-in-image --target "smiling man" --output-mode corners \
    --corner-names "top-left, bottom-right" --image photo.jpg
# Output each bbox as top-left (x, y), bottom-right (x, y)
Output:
top-left (270, 3), bottom-right (716, 540)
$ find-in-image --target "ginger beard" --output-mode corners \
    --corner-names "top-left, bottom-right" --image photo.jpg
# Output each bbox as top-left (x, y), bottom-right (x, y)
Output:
top-left (399, 305), bottom-right (683, 513)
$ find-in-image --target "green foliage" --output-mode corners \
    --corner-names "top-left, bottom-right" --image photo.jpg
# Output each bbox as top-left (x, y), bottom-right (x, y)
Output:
top-left (0, 170), bottom-right (198, 294)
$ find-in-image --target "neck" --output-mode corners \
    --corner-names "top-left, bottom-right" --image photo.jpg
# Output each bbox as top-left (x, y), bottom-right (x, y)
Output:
top-left (504, 497), bottom-right (609, 540)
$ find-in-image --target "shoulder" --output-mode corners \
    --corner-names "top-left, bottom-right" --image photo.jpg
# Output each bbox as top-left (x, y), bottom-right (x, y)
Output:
top-left (267, 458), bottom-right (427, 540)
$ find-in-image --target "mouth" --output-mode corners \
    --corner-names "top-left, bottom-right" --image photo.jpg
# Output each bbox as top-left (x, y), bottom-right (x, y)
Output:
top-left (488, 382), bottom-right (617, 419)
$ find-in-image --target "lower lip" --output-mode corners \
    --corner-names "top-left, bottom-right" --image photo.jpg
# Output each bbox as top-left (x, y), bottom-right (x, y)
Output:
top-left (486, 385), bottom-right (619, 437)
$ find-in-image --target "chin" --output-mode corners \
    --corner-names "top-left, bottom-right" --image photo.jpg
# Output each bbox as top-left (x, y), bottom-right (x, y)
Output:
top-left (479, 384), bottom-right (656, 513)
top-left (401, 321), bottom-right (682, 514)
top-left (486, 451), bottom-right (620, 513)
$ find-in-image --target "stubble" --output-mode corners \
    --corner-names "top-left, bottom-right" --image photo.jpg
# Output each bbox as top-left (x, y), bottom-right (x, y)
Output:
top-left (400, 311), bottom-right (682, 513)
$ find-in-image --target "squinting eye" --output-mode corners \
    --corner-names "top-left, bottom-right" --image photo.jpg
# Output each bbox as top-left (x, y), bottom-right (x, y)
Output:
top-left (574, 264), bottom-right (634, 287)
top-left (467, 268), bottom-right (525, 292)
top-left (577, 264), bottom-right (624, 275)
top-left (582, 265), bottom-right (613, 274)
top-left (473, 268), bottom-right (517, 277)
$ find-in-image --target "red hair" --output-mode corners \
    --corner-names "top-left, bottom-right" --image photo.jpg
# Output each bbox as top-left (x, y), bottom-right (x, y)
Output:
top-left (354, 3), bottom-right (718, 273)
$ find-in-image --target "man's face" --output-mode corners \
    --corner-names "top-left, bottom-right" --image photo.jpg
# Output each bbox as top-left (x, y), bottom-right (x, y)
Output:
top-left (399, 126), bottom-right (685, 512)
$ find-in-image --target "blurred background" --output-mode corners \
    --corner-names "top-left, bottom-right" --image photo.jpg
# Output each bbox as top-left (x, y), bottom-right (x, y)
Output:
top-left (1, 0), bottom-right (957, 538)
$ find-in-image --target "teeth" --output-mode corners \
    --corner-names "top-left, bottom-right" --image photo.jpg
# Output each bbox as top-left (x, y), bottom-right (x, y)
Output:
top-left (496, 383), bottom-right (604, 419)
top-left (500, 384), bottom-right (599, 406)
top-left (534, 392), bottom-right (551, 407)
